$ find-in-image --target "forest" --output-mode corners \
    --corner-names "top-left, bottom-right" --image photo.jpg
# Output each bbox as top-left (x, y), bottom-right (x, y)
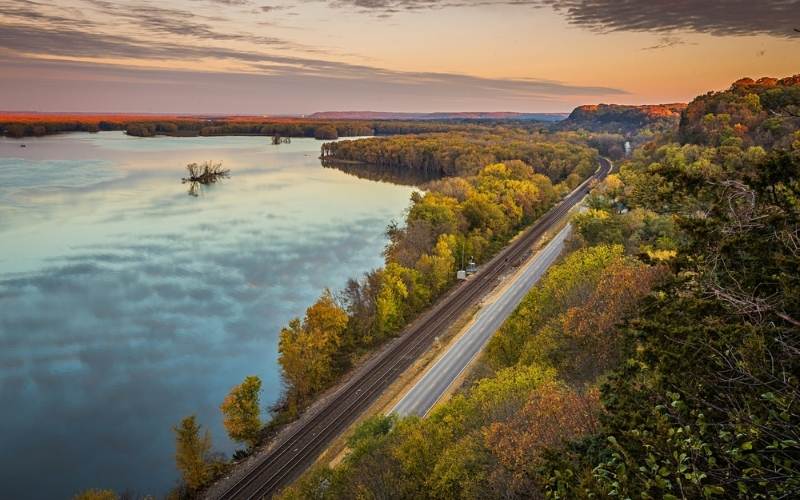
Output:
top-left (130, 121), bottom-right (601, 500)
top-left (0, 113), bottom-right (486, 139)
top-left (321, 130), bottom-right (598, 179)
top-left (277, 149), bottom-right (596, 415)
top-left (279, 75), bottom-right (800, 499)
top-left (72, 75), bottom-right (799, 500)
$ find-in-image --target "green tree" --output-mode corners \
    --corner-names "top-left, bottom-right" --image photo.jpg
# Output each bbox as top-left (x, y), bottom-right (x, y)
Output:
top-left (220, 375), bottom-right (262, 447)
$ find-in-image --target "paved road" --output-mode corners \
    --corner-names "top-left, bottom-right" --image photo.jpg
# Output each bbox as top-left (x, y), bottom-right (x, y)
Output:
top-left (391, 222), bottom-right (573, 417)
top-left (213, 158), bottom-right (611, 500)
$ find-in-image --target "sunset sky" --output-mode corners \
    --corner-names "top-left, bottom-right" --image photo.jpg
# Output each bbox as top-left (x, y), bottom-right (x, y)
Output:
top-left (1, 0), bottom-right (799, 114)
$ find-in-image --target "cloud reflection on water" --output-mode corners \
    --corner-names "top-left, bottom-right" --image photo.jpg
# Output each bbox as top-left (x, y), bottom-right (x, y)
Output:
top-left (0, 133), bottom-right (414, 498)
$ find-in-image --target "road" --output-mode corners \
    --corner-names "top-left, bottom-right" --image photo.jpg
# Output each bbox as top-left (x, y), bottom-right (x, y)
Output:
top-left (213, 157), bottom-right (611, 500)
top-left (391, 221), bottom-right (573, 417)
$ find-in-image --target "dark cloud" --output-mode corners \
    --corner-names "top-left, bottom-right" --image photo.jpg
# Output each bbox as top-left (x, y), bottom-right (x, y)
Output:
top-left (83, 1), bottom-right (288, 47)
top-left (548, 0), bottom-right (800, 39)
top-left (642, 35), bottom-right (694, 51)
top-left (0, 0), bottom-right (96, 28)
top-left (0, 0), bottom-right (630, 112)
top-left (327, 0), bottom-right (800, 38)
top-left (0, 23), bottom-right (626, 112)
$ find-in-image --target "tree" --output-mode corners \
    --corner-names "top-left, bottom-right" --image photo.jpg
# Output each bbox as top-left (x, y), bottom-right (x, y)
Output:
top-left (5, 123), bottom-right (25, 138)
top-left (485, 244), bottom-right (624, 369)
top-left (73, 490), bottom-right (117, 500)
top-left (279, 290), bottom-right (349, 401)
top-left (339, 270), bottom-right (381, 349)
top-left (314, 125), bottom-right (338, 140)
top-left (375, 263), bottom-right (431, 338)
top-left (415, 233), bottom-right (457, 295)
top-left (173, 415), bottom-right (213, 490)
top-left (484, 383), bottom-right (601, 496)
top-left (220, 376), bottom-right (262, 447)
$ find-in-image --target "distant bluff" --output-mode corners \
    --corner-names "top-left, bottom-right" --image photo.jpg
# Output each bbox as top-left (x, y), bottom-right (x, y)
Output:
top-left (559, 103), bottom-right (686, 135)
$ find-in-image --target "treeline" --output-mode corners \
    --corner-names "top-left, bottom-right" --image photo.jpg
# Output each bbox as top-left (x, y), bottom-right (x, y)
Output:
top-left (277, 157), bottom-right (590, 413)
top-left (282, 74), bottom-right (800, 499)
top-left (321, 130), bottom-right (598, 180)
top-left (3, 120), bottom-right (104, 137)
top-left (0, 114), bottom-right (485, 139)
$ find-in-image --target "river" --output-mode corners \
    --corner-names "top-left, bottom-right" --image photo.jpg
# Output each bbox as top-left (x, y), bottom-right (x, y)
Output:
top-left (0, 132), bottom-right (415, 498)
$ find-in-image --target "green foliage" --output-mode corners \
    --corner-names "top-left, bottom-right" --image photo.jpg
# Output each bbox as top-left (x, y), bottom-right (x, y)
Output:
top-left (679, 75), bottom-right (800, 149)
top-left (540, 75), bottom-right (800, 499)
top-left (375, 263), bottom-right (416, 337)
top-left (313, 125), bottom-right (338, 140)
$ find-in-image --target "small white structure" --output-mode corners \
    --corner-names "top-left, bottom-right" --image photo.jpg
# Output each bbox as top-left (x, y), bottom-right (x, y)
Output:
top-left (457, 269), bottom-right (467, 280)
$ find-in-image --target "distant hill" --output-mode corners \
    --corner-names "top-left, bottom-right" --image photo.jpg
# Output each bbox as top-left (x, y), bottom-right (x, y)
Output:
top-left (557, 103), bottom-right (687, 135)
top-left (307, 111), bottom-right (567, 122)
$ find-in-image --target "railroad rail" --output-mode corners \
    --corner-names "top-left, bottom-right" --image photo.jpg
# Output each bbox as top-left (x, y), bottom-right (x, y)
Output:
top-left (215, 157), bottom-right (612, 499)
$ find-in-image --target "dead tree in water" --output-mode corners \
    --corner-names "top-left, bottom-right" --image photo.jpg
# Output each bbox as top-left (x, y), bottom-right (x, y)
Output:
top-left (182, 161), bottom-right (230, 196)
top-left (182, 161), bottom-right (230, 184)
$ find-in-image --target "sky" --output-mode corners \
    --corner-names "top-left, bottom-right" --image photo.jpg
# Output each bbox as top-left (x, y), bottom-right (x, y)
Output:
top-left (1, 0), bottom-right (799, 114)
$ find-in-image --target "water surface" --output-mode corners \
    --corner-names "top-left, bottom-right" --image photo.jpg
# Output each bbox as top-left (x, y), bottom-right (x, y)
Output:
top-left (0, 132), bottom-right (414, 498)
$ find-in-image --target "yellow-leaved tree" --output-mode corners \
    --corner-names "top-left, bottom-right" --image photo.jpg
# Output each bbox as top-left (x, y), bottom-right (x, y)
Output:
top-left (278, 289), bottom-right (348, 403)
top-left (220, 375), bottom-right (262, 448)
top-left (173, 415), bottom-right (212, 490)
top-left (72, 489), bottom-right (117, 500)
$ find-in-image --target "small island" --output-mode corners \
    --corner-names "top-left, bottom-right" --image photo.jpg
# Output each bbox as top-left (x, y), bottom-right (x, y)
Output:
top-left (182, 161), bottom-right (230, 197)
top-left (182, 161), bottom-right (229, 184)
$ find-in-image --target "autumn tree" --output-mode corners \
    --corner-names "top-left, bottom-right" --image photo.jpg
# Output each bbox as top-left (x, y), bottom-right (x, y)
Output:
top-left (314, 125), bottom-right (338, 140)
top-left (173, 415), bottom-right (213, 490)
top-left (415, 233), bottom-right (457, 295)
top-left (484, 383), bottom-right (601, 496)
top-left (72, 490), bottom-right (117, 500)
top-left (555, 259), bottom-right (665, 381)
top-left (279, 290), bottom-right (348, 402)
top-left (485, 244), bottom-right (624, 369)
top-left (339, 270), bottom-right (382, 349)
top-left (220, 376), bottom-right (262, 448)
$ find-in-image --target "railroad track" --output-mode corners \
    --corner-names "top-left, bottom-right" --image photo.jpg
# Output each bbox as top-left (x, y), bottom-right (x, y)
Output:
top-left (215, 157), bottom-right (612, 500)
